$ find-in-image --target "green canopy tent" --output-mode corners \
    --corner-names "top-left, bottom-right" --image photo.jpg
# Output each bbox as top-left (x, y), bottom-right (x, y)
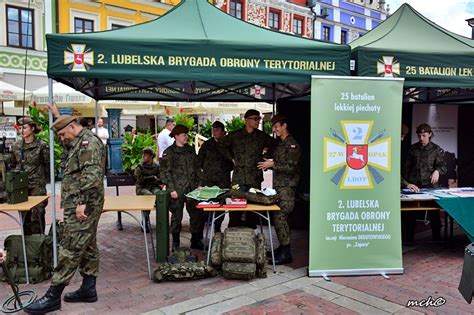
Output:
top-left (44, 0), bottom-right (351, 266)
top-left (350, 3), bottom-right (474, 103)
top-left (46, 0), bottom-right (350, 102)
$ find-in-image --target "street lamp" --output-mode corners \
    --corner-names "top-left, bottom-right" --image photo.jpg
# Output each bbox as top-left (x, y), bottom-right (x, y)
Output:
top-left (466, 18), bottom-right (474, 39)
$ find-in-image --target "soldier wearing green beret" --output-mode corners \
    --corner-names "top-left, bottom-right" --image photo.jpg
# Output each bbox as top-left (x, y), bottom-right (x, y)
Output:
top-left (25, 115), bottom-right (106, 314)
top-left (258, 115), bottom-right (300, 265)
top-left (197, 121), bottom-right (233, 233)
top-left (135, 147), bottom-right (162, 233)
top-left (160, 125), bottom-right (205, 250)
top-left (402, 123), bottom-right (446, 242)
top-left (220, 109), bottom-right (276, 228)
top-left (11, 117), bottom-right (49, 235)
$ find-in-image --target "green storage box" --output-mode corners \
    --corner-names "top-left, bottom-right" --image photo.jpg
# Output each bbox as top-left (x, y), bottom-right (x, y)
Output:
top-left (7, 187), bottom-right (28, 204)
top-left (155, 190), bottom-right (169, 262)
top-left (5, 171), bottom-right (28, 192)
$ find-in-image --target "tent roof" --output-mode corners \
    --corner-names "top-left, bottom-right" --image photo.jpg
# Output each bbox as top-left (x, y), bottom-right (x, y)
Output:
top-left (46, 0), bottom-right (350, 102)
top-left (350, 3), bottom-right (474, 88)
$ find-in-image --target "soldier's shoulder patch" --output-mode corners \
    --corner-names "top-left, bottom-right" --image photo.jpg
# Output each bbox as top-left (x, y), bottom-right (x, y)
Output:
top-left (81, 140), bottom-right (89, 146)
top-left (162, 152), bottom-right (167, 157)
top-left (289, 144), bottom-right (298, 149)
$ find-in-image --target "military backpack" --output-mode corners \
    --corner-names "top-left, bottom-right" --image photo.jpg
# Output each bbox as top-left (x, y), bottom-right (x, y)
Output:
top-left (3, 234), bottom-right (52, 284)
top-left (211, 227), bottom-right (267, 280)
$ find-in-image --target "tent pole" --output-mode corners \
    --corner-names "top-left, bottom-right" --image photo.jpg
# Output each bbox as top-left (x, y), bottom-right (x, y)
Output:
top-left (48, 78), bottom-right (58, 267)
top-left (272, 83), bottom-right (276, 116)
top-left (94, 100), bottom-right (99, 134)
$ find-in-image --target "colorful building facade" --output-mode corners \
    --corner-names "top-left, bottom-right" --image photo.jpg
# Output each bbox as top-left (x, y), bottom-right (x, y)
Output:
top-left (314, 0), bottom-right (388, 43)
top-left (213, 0), bottom-right (315, 38)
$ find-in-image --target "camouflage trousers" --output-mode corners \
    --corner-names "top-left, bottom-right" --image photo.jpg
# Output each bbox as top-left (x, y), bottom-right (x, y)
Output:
top-left (137, 186), bottom-right (162, 218)
top-left (51, 201), bottom-right (103, 286)
top-left (169, 190), bottom-right (206, 236)
top-left (23, 186), bottom-right (48, 235)
top-left (273, 186), bottom-right (296, 246)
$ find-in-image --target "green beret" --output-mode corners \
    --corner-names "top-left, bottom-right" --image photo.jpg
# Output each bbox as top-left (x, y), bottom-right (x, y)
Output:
top-left (244, 109), bottom-right (260, 118)
top-left (142, 147), bottom-right (155, 157)
top-left (169, 124), bottom-right (188, 137)
top-left (18, 117), bottom-right (41, 133)
top-left (51, 115), bottom-right (78, 132)
top-left (416, 123), bottom-right (432, 134)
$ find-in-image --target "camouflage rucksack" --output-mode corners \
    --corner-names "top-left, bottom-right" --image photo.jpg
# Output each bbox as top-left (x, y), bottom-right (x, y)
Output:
top-left (211, 227), bottom-right (267, 280)
top-left (3, 234), bottom-right (52, 284)
top-left (153, 247), bottom-right (218, 283)
top-left (230, 188), bottom-right (279, 205)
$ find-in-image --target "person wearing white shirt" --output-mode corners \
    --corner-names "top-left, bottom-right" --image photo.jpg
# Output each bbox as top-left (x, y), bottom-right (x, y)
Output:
top-left (91, 118), bottom-right (109, 145)
top-left (157, 118), bottom-right (176, 158)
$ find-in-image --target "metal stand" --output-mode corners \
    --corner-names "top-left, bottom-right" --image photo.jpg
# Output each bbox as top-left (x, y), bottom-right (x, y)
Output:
top-left (1, 262), bottom-right (36, 313)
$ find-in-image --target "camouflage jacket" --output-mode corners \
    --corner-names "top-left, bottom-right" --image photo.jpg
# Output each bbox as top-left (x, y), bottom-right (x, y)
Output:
top-left (197, 138), bottom-right (233, 187)
top-left (160, 143), bottom-right (199, 193)
top-left (272, 135), bottom-right (301, 188)
top-left (61, 128), bottom-right (106, 208)
top-left (11, 138), bottom-right (50, 189)
top-left (219, 128), bottom-right (275, 187)
top-left (402, 141), bottom-right (447, 188)
top-left (134, 161), bottom-right (161, 189)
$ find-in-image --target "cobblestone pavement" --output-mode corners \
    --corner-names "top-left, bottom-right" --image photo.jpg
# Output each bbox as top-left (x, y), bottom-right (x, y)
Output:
top-left (0, 180), bottom-right (472, 314)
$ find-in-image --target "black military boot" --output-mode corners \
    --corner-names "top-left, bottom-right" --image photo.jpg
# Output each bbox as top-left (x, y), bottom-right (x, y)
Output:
top-left (190, 233), bottom-right (205, 250)
top-left (172, 233), bottom-right (180, 250)
top-left (63, 275), bottom-right (98, 303)
top-left (24, 284), bottom-right (65, 314)
top-left (266, 246), bottom-right (281, 258)
top-left (271, 245), bottom-right (293, 265)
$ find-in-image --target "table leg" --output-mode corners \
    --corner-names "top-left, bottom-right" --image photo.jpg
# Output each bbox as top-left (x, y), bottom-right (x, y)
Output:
top-left (206, 211), bottom-right (216, 266)
top-left (148, 218), bottom-right (155, 260)
top-left (18, 212), bottom-right (29, 284)
top-left (205, 213), bottom-right (211, 252)
top-left (117, 212), bottom-right (123, 230)
top-left (141, 211), bottom-right (152, 279)
top-left (265, 210), bottom-right (276, 273)
top-left (444, 213), bottom-right (448, 241)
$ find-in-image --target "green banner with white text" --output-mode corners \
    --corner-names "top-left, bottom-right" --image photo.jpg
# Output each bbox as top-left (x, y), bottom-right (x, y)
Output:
top-left (309, 76), bottom-right (404, 276)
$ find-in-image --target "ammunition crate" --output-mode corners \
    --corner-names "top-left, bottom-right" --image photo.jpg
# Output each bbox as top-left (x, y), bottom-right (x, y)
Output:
top-left (7, 187), bottom-right (28, 204)
top-left (5, 171), bottom-right (28, 192)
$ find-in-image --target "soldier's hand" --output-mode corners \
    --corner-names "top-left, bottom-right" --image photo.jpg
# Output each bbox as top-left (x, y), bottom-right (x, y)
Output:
top-left (257, 159), bottom-right (273, 171)
top-left (407, 183), bottom-right (420, 192)
top-left (47, 102), bottom-right (60, 118)
top-left (76, 204), bottom-right (88, 222)
top-left (430, 170), bottom-right (440, 184)
top-left (0, 249), bottom-right (6, 264)
top-left (170, 191), bottom-right (178, 199)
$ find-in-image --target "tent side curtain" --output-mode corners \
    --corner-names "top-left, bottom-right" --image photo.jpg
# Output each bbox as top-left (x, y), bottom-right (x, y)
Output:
top-left (45, 0), bottom-right (351, 101)
top-left (350, 3), bottom-right (474, 88)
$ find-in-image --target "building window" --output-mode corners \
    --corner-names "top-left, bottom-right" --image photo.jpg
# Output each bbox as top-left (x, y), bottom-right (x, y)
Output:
top-left (74, 17), bottom-right (94, 33)
top-left (341, 29), bottom-right (347, 44)
top-left (6, 5), bottom-right (34, 49)
top-left (111, 24), bottom-right (125, 30)
top-left (293, 17), bottom-right (303, 36)
top-left (322, 26), bottom-right (331, 41)
top-left (269, 11), bottom-right (280, 30)
top-left (229, 0), bottom-right (243, 19)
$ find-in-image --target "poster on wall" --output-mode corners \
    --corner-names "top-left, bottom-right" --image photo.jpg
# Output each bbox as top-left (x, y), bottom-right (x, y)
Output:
top-left (309, 76), bottom-right (404, 276)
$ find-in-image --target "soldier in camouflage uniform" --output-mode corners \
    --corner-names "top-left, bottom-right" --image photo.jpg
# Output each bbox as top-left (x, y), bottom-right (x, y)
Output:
top-left (135, 147), bottom-right (162, 233)
top-left (258, 115), bottom-right (300, 265)
top-left (11, 117), bottom-right (49, 235)
top-left (220, 110), bottom-right (276, 228)
top-left (160, 125), bottom-right (205, 250)
top-left (25, 116), bottom-right (106, 314)
top-left (197, 121), bottom-right (233, 232)
top-left (402, 123), bottom-right (447, 242)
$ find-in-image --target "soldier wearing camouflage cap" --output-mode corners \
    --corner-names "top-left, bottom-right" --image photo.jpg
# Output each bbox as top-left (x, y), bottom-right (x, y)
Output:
top-left (135, 147), bottom-right (162, 233)
top-left (26, 116), bottom-right (106, 314)
top-left (402, 123), bottom-right (446, 243)
top-left (160, 125), bottom-right (205, 250)
top-left (11, 117), bottom-right (49, 235)
top-left (258, 115), bottom-right (300, 265)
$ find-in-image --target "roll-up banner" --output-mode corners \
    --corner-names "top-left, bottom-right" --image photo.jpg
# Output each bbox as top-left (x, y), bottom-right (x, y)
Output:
top-left (309, 76), bottom-right (404, 276)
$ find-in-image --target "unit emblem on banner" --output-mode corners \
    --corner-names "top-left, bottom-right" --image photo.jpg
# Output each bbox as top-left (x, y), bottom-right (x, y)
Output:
top-left (64, 44), bottom-right (94, 72)
top-left (377, 56), bottom-right (400, 78)
top-left (250, 85), bottom-right (265, 99)
top-left (323, 120), bottom-right (391, 189)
